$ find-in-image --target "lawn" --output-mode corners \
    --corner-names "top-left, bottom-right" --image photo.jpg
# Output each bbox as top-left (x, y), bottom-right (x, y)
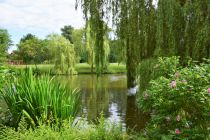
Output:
top-left (10, 63), bottom-right (126, 74)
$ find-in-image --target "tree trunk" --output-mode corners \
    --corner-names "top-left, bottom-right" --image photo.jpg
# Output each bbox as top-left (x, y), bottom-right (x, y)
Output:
top-left (126, 38), bottom-right (137, 88)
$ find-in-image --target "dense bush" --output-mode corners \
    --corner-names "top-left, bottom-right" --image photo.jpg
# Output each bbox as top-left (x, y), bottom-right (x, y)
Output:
top-left (139, 57), bottom-right (180, 94)
top-left (0, 117), bottom-right (130, 140)
top-left (138, 58), bottom-right (210, 139)
top-left (0, 69), bottom-right (80, 128)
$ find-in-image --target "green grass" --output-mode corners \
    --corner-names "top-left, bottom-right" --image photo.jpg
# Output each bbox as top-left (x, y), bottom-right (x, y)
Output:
top-left (9, 63), bottom-right (126, 74)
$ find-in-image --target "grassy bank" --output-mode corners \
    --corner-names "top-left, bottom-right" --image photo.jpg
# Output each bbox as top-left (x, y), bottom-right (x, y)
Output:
top-left (10, 63), bottom-right (126, 74)
top-left (0, 118), bottom-right (136, 140)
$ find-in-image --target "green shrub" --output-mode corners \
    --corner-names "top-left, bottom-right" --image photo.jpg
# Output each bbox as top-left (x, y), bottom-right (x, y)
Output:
top-left (138, 58), bottom-right (210, 139)
top-left (139, 57), bottom-right (180, 94)
top-left (0, 64), bottom-right (9, 89)
top-left (0, 68), bottom-right (80, 128)
top-left (0, 117), bottom-right (130, 140)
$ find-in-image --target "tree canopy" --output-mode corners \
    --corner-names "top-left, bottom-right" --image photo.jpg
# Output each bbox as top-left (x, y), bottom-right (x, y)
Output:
top-left (72, 28), bottom-right (86, 62)
top-left (76, 0), bottom-right (210, 87)
top-left (20, 33), bottom-right (36, 43)
top-left (17, 35), bottom-right (48, 64)
top-left (0, 28), bottom-right (11, 62)
top-left (61, 25), bottom-right (74, 44)
top-left (47, 34), bottom-right (76, 74)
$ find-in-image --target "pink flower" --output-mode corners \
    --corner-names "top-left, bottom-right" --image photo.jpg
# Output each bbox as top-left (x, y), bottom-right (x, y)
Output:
top-left (175, 128), bottom-right (181, 134)
top-left (176, 115), bottom-right (181, 121)
top-left (208, 88), bottom-right (210, 93)
top-left (170, 80), bottom-right (176, 88)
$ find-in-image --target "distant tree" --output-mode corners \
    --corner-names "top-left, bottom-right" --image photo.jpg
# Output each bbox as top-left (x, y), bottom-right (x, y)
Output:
top-left (86, 23), bottom-right (95, 72)
top-left (85, 21), bottom-right (110, 73)
top-left (17, 35), bottom-right (48, 64)
top-left (109, 39), bottom-right (122, 63)
top-left (72, 28), bottom-right (87, 62)
top-left (47, 34), bottom-right (76, 74)
top-left (7, 50), bottom-right (20, 61)
top-left (0, 28), bottom-right (12, 62)
top-left (20, 33), bottom-right (36, 43)
top-left (61, 25), bottom-right (74, 44)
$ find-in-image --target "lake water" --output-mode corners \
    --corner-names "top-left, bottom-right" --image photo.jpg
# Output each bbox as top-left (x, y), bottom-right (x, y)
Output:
top-left (57, 74), bottom-right (149, 131)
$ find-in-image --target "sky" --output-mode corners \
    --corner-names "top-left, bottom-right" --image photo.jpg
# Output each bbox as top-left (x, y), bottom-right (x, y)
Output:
top-left (0, 0), bottom-right (85, 53)
top-left (0, 0), bottom-right (158, 53)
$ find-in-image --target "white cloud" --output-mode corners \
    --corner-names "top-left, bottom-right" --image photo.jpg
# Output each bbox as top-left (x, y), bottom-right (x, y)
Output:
top-left (0, 0), bottom-right (84, 32)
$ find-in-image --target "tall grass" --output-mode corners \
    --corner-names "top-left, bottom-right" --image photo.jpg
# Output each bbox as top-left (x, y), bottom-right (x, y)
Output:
top-left (0, 68), bottom-right (80, 128)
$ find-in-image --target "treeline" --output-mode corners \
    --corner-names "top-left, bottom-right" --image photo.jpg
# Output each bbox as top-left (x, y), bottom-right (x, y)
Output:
top-left (4, 28), bottom-right (119, 64)
top-left (8, 26), bottom-right (85, 64)
top-left (0, 25), bottom-right (121, 74)
top-left (76, 0), bottom-right (210, 87)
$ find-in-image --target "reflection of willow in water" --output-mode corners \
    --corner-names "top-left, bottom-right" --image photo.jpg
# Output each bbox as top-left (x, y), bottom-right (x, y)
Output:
top-left (126, 96), bottom-right (149, 131)
top-left (84, 75), bottom-right (110, 121)
top-left (56, 75), bottom-right (148, 131)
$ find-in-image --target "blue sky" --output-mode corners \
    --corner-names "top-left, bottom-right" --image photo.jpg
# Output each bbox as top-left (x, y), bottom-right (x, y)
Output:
top-left (0, 0), bottom-right (84, 53)
top-left (0, 0), bottom-right (158, 53)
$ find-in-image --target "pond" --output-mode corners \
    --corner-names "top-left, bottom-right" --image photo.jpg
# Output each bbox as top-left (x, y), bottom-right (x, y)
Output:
top-left (57, 74), bottom-right (149, 131)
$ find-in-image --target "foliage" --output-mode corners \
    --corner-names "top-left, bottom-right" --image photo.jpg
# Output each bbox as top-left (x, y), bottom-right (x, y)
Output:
top-left (47, 34), bottom-right (77, 75)
top-left (85, 21), bottom-right (111, 74)
top-left (0, 65), bottom-right (8, 90)
top-left (85, 23), bottom-right (95, 72)
top-left (138, 58), bottom-right (210, 139)
top-left (138, 56), bottom-right (180, 100)
top-left (72, 28), bottom-right (87, 62)
top-left (138, 58), bottom-right (158, 95)
top-left (109, 39), bottom-right (125, 63)
top-left (0, 117), bottom-right (130, 140)
top-left (20, 33), bottom-right (36, 43)
top-left (0, 68), bottom-right (80, 128)
top-left (61, 25), bottom-right (74, 44)
top-left (17, 35), bottom-right (49, 64)
top-left (76, 0), bottom-right (210, 87)
top-left (0, 28), bottom-right (12, 62)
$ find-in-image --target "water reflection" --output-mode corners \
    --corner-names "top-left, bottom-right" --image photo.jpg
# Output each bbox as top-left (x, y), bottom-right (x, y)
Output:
top-left (126, 96), bottom-right (149, 131)
top-left (57, 74), bottom-right (148, 131)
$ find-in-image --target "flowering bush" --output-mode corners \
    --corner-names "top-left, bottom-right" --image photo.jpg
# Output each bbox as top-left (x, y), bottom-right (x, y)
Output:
top-left (139, 57), bottom-right (180, 94)
top-left (138, 58), bottom-right (210, 139)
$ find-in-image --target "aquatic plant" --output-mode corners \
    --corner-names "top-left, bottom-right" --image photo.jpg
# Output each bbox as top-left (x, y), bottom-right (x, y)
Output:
top-left (0, 68), bottom-right (80, 128)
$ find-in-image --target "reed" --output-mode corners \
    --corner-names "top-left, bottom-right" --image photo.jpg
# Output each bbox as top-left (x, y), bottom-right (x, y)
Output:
top-left (0, 68), bottom-right (80, 128)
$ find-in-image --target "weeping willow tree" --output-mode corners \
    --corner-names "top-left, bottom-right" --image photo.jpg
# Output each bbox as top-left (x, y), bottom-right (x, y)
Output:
top-left (47, 34), bottom-right (76, 75)
top-left (76, 0), bottom-right (210, 88)
top-left (183, 0), bottom-right (210, 61)
top-left (85, 21), bottom-right (110, 73)
top-left (76, 0), bottom-right (156, 88)
top-left (86, 23), bottom-right (95, 73)
top-left (156, 0), bottom-right (210, 61)
top-left (76, 0), bottom-right (108, 74)
top-left (156, 0), bottom-right (181, 56)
